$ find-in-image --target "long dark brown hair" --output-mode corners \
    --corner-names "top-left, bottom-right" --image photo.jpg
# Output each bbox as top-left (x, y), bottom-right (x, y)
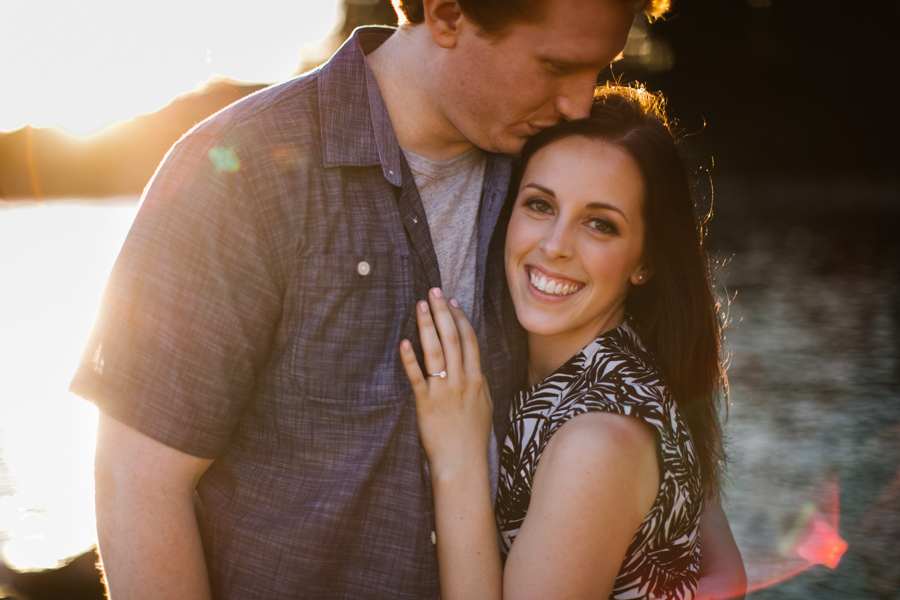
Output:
top-left (508, 84), bottom-right (726, 498)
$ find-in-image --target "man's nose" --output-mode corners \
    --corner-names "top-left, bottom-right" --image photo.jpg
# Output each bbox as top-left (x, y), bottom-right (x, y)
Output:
top-left (553, 73), bottom-right (598, 121)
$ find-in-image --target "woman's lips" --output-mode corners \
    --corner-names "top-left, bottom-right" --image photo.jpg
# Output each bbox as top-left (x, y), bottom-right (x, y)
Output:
top-left (527, 266), bottom-right (584, 297)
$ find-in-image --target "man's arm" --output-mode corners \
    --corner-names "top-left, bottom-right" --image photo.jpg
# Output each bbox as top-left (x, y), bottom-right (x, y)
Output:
top-left (697, 497), bottom-right (748, 600)
top-left (94, 412), bottom-right (214, 600)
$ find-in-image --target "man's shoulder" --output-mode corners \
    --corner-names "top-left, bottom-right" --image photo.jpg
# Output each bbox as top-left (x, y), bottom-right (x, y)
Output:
top-left (190, 70), bottom-right (324, 144)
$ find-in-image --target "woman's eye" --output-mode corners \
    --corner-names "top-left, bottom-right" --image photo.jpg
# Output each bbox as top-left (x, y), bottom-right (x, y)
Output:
top-left (524, 198), bottom-right (552, 214)
top-left (588, 218), bottom-right (616, 234)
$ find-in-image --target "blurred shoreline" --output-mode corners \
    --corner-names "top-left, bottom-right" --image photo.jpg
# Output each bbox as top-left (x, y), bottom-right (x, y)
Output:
top-left (0, 77), bottom-right (268, 200)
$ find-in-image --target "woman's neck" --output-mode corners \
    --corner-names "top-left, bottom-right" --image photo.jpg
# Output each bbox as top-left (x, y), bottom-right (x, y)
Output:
top-left (525, 310), bottom-right (626, 386)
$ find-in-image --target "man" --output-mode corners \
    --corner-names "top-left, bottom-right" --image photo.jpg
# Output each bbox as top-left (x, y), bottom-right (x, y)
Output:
top-left (73, 0), bottom-right (746, 597)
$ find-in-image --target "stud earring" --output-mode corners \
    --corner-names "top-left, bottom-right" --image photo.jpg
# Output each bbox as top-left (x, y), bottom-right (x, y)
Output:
top-left (636, 274), bottom-right (645, 283)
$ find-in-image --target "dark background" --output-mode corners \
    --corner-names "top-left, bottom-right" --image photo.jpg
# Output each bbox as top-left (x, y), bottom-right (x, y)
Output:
top-left (628, 0), bottom-right (900, 178)
top-left (345, 0), bottom-right (900, 179)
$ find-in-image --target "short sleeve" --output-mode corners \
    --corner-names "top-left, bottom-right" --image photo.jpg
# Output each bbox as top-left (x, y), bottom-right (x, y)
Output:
top-left (69, 129), bottom-right (284, 458)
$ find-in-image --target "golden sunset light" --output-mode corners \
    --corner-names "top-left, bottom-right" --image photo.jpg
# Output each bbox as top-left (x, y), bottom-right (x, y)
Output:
top-left (0, 0), bottom-right (343, 572)
top-left (0, 0), bottom-right (342, 135)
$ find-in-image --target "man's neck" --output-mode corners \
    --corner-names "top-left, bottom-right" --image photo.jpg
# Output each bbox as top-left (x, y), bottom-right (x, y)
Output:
top-left (366, 26), bottom-right (475, 162)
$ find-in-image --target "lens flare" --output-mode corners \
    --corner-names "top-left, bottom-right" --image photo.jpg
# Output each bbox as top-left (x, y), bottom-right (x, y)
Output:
top-left (778, 501), bottom-right (847, 569)
top-left (737, 477), bottom-right (848, 597)
top-left (209, 147), bottom-right (240, 173)
top-left (785, 478), bottom-right (844, 569)
top-left (792, 515), bottom-right (847, 569)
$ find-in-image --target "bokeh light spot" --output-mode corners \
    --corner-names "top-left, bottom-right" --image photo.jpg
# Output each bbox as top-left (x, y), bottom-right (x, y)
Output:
top-left (209, 147), bottom-right (240, 173)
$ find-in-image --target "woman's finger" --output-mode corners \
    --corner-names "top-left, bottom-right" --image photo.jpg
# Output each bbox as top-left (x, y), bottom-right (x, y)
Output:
top-left (416, 299), bottom-right (446, 376)
top-left (399, 339), bottom-right (429, 399)
top-left (447, 298), bottom-right (481, 375)
top-left (428, 288), bottom-right (463, 376)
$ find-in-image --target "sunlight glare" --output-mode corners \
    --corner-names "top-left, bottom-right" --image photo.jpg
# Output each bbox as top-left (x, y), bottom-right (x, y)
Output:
top-left (0, 199), bottom-right (139, 569)
top-left (0, 1), bottom-right (343, 135)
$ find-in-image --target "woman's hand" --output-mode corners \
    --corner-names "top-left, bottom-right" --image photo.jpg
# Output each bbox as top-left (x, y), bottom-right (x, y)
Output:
top-left (399, 288), bottom-right (493, 479)
top-left (401, 289), bottom-right (503, 600)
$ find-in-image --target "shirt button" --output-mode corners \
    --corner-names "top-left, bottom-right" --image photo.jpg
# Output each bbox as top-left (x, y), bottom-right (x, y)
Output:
top-left (357, 261), bottom-right (371, 276)
top-left (430, 531), bottom-right (437, 546)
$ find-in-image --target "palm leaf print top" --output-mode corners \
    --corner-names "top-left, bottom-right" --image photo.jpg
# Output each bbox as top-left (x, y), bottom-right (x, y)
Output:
top-left (495, 322), bottom-right (702, 600)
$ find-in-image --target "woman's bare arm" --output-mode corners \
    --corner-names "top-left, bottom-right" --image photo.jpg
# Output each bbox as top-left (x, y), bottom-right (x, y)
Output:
top-left (429, 444), bottom-right (504, 600)
top-left (696, 498), bottom-right (747, 600)
top-left (94, 413), bottom-right (214, 600)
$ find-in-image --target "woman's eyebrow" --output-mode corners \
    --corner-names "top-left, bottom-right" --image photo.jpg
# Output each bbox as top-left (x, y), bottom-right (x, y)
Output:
top-left (522, 183), bottom-right (555, 197)
top-left (586, 202), bottom-right (629, 223)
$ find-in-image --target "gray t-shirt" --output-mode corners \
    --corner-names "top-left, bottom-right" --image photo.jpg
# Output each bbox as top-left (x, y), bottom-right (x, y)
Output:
top-left (403, 146), bottom-right (500, 499)
top-left (402, 146), bottom-right (484, 325)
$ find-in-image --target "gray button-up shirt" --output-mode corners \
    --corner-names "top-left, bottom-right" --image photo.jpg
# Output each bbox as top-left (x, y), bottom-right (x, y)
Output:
top-left (71, 27), bottom-right (526, 599)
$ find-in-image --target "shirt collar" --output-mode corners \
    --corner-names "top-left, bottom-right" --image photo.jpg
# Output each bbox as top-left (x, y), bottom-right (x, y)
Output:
top-left (318, 26), bottom-right (403, 187)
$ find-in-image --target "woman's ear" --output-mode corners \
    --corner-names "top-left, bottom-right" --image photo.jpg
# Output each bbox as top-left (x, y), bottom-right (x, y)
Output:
top-left (422, 0), bottom-right (463, 49)
top-left (631, 265), bottom-right (653, 286)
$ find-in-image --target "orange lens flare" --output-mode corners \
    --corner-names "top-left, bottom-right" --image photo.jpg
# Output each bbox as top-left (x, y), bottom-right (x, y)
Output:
top-left (792, 515), bottom-right (848, 569)
top-left (778, 479), bottom-right (846, 570)
top-left (728, 478), bottom-right (850, 598)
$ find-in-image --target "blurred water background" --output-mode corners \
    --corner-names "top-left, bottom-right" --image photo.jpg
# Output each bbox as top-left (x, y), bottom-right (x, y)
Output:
top-left (0, 200), bottom-right (137, 576)
top-left (0, 178), bottom-right (897, 598)
top-left (710, 179), bottom-right (900, 599)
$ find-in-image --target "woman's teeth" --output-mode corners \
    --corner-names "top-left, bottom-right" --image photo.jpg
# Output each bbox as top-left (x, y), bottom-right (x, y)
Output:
top-left (529, 269), bottom-right (580, 296)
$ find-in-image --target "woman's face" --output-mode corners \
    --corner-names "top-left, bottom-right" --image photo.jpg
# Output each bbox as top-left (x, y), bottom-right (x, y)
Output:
top-left (504, 135), bottom-right (649, 352)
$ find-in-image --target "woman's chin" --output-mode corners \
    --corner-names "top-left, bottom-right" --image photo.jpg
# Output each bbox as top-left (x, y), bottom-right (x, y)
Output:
top-left (515, 311), bottom-right (569, 340)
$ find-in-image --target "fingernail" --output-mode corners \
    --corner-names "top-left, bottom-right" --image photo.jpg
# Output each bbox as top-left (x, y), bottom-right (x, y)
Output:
top-left (400, 340), bottom-right (411, 350)
top-left (449, 298), bottom-right (460, 308)
top-left (432, 288), bottom-right (443, 298)
top-left (418, 301), bottom-right (428, 313)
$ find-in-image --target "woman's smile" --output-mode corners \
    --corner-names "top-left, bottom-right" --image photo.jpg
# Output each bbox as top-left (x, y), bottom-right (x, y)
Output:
top-left (526, 266), bottom-right (584, 297)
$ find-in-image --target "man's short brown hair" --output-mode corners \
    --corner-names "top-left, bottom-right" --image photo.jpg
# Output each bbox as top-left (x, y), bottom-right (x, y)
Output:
top-left (392, 0), bottom-right (670, 33)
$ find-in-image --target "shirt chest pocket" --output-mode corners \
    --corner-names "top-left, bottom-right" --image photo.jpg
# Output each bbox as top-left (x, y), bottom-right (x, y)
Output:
top-left (289, 254), bottom-right (413, 404)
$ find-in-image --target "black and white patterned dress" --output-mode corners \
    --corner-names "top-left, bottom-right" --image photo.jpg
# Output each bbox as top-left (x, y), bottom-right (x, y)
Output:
top-left (495, 322), bottom-right (702, 600)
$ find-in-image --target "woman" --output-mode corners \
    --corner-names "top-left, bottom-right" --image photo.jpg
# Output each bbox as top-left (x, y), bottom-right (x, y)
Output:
top-left (398, 86), bottom-right (726, 599)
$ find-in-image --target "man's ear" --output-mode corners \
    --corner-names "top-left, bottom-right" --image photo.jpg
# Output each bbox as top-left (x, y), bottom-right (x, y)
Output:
top-left (422, 0), bottom-right (463, 49)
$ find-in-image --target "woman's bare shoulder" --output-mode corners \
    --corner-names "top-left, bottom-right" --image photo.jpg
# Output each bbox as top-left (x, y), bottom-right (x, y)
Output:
top-left (540, 411), bottom-right (658, 483)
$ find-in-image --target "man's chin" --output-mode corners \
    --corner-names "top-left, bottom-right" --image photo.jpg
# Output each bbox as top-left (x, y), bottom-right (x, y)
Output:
top-left (482, 134), bottom-right (528, 156)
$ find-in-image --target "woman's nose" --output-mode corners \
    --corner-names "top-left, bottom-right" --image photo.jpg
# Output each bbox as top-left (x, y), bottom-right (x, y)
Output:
top-left (540, 223), bottom-right (574, 259)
